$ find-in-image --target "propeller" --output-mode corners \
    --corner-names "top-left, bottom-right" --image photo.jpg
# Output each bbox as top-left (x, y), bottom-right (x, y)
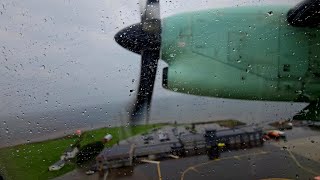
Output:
top-left (114, 0), bottom-right (161, 123)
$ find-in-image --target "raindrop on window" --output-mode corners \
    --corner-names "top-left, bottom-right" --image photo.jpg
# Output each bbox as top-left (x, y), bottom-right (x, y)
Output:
top-left (267, 11), bottom-right (273, 16)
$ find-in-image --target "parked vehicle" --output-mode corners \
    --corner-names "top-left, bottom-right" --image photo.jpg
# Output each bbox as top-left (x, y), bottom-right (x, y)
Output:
top-left (264, 130), bottom-right (286, 141)
top-left (85, 170), bottom-right (95, 175)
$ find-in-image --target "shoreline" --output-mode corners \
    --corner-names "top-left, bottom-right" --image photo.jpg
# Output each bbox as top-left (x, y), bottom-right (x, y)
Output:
top-left (0, 122), bottom-right (125, 149)
top-left (0, 119), bottom-right (247, 149)
top-left (0, 122), bottom-right (171, 149)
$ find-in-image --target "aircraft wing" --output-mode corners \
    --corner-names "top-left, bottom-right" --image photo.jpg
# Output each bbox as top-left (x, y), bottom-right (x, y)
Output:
top-left (287, 0), bottom-right (320, 27)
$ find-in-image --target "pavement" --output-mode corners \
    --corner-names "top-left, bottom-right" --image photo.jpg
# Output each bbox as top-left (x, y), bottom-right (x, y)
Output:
top-left (106, 143), bottom-right (320, 180)
top-left (273, 133), bottom-right (320, 164)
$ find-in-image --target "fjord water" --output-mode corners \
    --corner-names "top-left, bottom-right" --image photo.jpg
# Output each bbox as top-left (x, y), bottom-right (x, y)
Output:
top-left (0, 94), bottom-right (306, 148)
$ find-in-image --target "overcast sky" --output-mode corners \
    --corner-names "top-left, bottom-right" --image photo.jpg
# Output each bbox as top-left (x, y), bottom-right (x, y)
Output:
top-left (0, 0), bottom-right (302, 116)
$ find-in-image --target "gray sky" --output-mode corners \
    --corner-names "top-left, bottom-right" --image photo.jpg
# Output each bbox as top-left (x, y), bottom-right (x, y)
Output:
top-left (0, 0), bottom-right (301, 116)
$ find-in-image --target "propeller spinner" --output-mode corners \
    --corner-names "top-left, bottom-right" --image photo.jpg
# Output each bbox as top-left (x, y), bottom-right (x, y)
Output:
top-left (114, 0), bottom-right (161, 123)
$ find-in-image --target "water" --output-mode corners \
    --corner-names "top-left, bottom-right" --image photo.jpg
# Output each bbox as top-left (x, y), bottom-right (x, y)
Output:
top-left (0, 95), bottom-right (306, 148)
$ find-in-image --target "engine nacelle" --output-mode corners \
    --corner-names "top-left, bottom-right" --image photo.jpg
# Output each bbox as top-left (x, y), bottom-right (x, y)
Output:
top-left (161, 65), bottom-right (311, 102)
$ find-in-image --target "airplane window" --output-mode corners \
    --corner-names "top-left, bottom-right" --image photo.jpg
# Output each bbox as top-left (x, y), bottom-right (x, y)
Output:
top-left (1, 0), bottom-right (320, 180)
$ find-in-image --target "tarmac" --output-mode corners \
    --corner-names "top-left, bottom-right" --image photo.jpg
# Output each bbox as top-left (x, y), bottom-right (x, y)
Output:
top-left (105, 143), bottom-right (320, 180)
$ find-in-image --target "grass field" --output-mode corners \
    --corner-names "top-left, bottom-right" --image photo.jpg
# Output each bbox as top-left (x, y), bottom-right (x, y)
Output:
top-left (0, 124), bottom-right (163, 180)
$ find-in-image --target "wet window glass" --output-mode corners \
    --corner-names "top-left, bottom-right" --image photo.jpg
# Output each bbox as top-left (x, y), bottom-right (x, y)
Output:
top-left (1, 0), bottom-right (320, 180)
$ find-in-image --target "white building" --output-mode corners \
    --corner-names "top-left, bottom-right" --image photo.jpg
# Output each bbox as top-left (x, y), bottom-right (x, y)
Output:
top-left (49, 160), bottom-right (65, 171)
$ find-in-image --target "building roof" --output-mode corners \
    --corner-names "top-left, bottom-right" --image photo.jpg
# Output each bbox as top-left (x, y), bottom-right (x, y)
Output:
top-left (97, 144), bottom-right (134, 161)
top-left (215, 126), bottom-right (262, 138)
top-left (135, 141), bottom-right (179, 156)
top-left (180, 133), bottom-right (204, 143)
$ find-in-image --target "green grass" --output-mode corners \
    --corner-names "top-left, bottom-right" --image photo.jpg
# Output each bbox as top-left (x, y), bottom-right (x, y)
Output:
top-left (0, 124), bottom-right (163, 180)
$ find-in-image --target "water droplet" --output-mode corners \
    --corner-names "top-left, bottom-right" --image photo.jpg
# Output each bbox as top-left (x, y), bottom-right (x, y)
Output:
top-left (170, 53), bottom-right (176, 58)
top-left (3, 121), bottom-right (6, 125)
top-left (45, 100), bottom-right (48, 103)
top-left (29, 130), bottom-right (33, 134)
top-left (40, 65), bottom-right (45, 70)
top-left (267, 11), bottom-right (273, 16)
top-left (173, 88), bottom-right (178, 92)
top-left (5, 128), bottom-right (9, 133)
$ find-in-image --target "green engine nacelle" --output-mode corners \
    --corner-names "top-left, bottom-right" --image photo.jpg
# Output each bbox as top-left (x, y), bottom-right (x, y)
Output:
top-left (161, 5), bottom-right (320, 102)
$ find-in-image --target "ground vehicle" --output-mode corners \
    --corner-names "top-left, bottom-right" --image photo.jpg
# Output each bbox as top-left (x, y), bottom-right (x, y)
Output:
top-left (85, 170), bottom-right (95, 175)
top-left (264, 130), bottom-right (286, 140)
